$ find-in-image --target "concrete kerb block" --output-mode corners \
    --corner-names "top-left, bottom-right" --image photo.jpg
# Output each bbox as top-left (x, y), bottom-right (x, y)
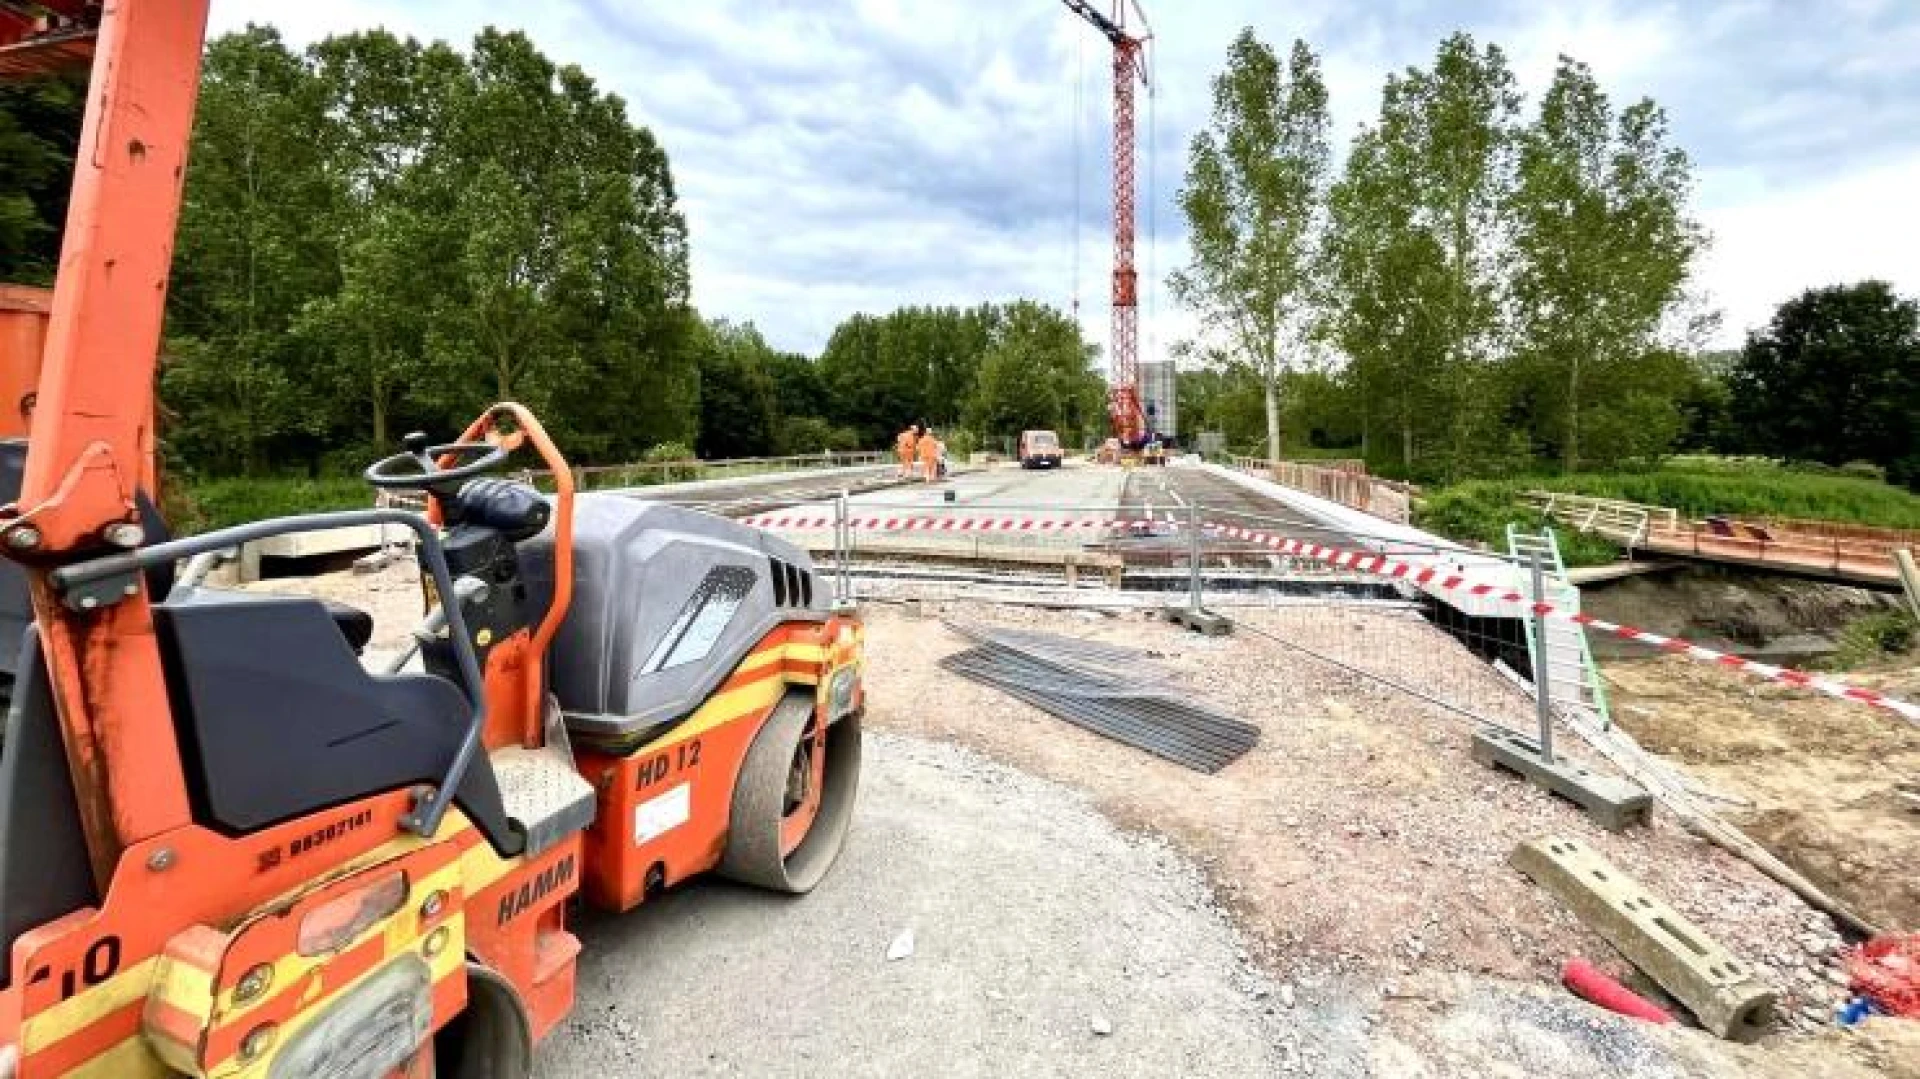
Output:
top-left (1511, 835), bottom-right (1776, 1041)
top-left (1471, 726), bottom-right (1651, 831)
top-left (1161, 607), bottom-right (1234, 636)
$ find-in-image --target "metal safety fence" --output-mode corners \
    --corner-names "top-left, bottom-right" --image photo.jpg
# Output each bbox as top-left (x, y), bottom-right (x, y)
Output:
top-left (741, 494), bottom-right (1582, 740)
top-left (741, 491), bottom-right (1920, 732)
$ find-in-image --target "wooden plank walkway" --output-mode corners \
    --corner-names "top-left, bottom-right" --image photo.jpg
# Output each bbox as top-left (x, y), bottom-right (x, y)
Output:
top-left (1636, 527), bottom-right (1901, 587)
top-left (1523, 490), bottom-right (1909, 588)
top-left (1565, 561), bottom-right (1685, 585)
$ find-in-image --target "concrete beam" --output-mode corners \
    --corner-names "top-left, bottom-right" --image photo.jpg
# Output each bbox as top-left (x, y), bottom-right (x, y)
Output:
top-left (1471, 727), bottom-right (1651, 831)
top-left (1161, 607), bottom-right (1233, 636)
top-left (1511, 835), bottom-right (1775, 1041)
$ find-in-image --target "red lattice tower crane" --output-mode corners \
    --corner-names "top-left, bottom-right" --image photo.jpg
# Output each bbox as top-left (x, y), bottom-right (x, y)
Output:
top-left (1062, 0), bottom-right (1151, 443)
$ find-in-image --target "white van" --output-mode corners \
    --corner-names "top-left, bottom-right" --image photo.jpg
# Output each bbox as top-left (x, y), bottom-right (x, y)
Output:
top-left (1018, 430), bottom-right (1062, 469)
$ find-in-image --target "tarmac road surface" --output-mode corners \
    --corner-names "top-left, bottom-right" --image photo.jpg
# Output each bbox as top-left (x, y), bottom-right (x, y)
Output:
top-left (537, 732), bottom-right (1294, 1077)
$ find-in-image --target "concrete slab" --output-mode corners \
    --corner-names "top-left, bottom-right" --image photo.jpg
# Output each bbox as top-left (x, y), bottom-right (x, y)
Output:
top-left (1471, 726), bottom-right (1651, 831)
top-left (1510, 835), bottom-right (1776, 1041)
top-left (1565, 561), bottom-right (1684, 585)
top-left (1198, 462), bottom-right (1525, 619)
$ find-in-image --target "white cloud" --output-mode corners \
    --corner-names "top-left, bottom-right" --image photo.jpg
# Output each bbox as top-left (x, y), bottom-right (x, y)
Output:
top-left (1700, 149), bottom-right (1920, 343)
top-left (207, 0), bottom-right (1920, 362)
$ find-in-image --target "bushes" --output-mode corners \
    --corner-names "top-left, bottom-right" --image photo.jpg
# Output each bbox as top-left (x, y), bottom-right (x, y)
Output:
top-left (1534, 467), bottom-right (1920, 528)
top-left (172, 475), bottom-right (372, 533)
top-left (1412, 481), bottom-right (1620, 567)
top-left (943, 428), bottom-right (979, 459)
top-left (1417, 461), bottom-right (1920, 561)
top-left (1830, 610), bottom-right (1917, 670)
top-left (775, 416), bottom-right (863, 456)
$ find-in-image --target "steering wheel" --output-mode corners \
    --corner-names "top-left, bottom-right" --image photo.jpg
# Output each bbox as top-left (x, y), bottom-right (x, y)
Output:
top-left (365, 431), bottom-right (510, 492)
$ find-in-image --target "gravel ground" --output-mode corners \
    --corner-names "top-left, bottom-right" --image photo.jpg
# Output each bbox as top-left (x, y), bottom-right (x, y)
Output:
top-left (538, 732), bottom-right (1298, 1078)
top-left (861, 600), bottom-right (1917, 1074)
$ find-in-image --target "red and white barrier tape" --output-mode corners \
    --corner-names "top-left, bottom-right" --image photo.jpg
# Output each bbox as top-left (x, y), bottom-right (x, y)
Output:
top-left (740, 512), bottom-right (1160, 534)
top-left (744, 509), bottom-right (1920, 724)
top-left (1204, 521), bottom-right (1920, 724)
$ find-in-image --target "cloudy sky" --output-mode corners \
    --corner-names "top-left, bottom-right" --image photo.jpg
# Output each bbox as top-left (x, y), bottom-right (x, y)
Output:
top-left (209, 0), bottom-right (1920, 363)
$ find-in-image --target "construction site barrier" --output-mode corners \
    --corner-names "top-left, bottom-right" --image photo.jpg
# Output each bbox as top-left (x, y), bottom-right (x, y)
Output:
top-left (743, 507), bottom-right (1920, 725)
top-left (1198, 519), bottom-right (1920, 724)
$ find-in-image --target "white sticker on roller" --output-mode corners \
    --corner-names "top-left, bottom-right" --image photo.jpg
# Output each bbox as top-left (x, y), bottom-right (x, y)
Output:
top-left (635, 782), bottom-right (691, 844)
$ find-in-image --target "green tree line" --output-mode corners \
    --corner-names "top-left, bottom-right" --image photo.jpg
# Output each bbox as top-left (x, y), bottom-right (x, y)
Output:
top-left (709, 301), bottom-right (1104, 458)
top-left (1178, 30), bottom-right (1728, 482)
top-left (162, 26), bottom-right (699, 476)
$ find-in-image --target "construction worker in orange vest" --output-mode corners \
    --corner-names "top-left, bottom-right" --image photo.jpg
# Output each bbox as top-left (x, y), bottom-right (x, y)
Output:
top-left (896, 424), bottom-right (919, 478)
top-left (918, 426), bottom-right (941, 483)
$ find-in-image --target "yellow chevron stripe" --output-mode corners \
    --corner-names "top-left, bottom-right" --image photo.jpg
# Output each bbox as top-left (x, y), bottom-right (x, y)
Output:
top-left (60, 1038), bottom-right (172, 1079)
top-left (29, 824), bottom-right (477, 1060)
top-left (208, 855), bottom-right (468, 1028)
top-left (731, 649), bottom-right (779, 676)
top-left (20, 956), bottom-right (158, 1054)
top-left (649, 668), bottom-right (788, 749)
top-left (212, 925), bottom-right (466, 1079)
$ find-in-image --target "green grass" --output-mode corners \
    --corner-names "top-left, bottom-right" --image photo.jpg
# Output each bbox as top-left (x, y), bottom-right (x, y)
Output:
top-left (1521, 467), bottom-right (1920, 529)
top-left (1413, 483), bottom-right (1622, 567)
top-left (1414, 462), bottom-right (1920, 567)
top-left (172, 475), bottom-right (372, 533)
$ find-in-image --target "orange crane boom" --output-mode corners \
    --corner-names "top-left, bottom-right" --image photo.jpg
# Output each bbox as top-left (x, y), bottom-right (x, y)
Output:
top-left (1061, 0), bottom-right (1151, 443)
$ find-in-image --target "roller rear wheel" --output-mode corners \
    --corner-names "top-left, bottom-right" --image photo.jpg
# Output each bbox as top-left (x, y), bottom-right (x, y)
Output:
top-left (718, 692), bottom-right (862, 893)
top-left (427, 963), bottom-right (532, 1079)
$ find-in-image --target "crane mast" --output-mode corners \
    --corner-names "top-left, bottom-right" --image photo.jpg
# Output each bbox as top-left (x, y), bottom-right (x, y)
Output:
top-left (1061, 0), bottom-right (1150, 443)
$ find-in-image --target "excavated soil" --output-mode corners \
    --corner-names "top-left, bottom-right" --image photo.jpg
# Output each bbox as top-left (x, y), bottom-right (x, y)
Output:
top-left (1603, 654), bottom-right (1920, 934)
top-left (1582, 570), bottom-right (1899, 655)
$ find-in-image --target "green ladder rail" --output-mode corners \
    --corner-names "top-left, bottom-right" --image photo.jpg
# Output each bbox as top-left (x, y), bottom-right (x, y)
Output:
top-left (1507, 524), bottom-right (1613, 731)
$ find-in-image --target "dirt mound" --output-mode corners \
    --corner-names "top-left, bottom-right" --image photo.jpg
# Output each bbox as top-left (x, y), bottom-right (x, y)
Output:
top-left (1584, 569), bottom-right (1897, 651)
top-left (1606, 655), bottom-right (1920, 933)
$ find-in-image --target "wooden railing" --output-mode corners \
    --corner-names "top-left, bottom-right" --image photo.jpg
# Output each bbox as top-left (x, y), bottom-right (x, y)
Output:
top-left (1526, 490), bottom-right (1908, 584)
top-left (517, 451), bottom-right (889, 492)
top-left (1521, 491), bottom-right (1676, 547)
top-left (1232, 456), bottom-right (1413, 524)
top-left (1647, 522), bottom-right (1902, 583)
top-left (1753, 517), bottom-right (1920, 550)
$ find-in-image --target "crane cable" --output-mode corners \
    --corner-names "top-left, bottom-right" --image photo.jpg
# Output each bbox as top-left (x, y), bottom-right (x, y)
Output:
top-left (1071, 25), bottom-right (1083, 323)
top-left (1145, 43), bottom-right (1156, 372)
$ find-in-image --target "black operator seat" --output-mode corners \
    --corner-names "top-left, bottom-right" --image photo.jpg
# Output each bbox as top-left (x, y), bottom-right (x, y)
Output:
top-left (169, 583), bottom-right (376, 656)
top-left (151, 587), bottom-right (518, 852)
top-left (320, 598), bottom-right (375, 653)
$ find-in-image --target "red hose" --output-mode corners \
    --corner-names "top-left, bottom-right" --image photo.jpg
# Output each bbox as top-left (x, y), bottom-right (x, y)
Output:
top-left (1563, 958), bottom-right (1675, 1024)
